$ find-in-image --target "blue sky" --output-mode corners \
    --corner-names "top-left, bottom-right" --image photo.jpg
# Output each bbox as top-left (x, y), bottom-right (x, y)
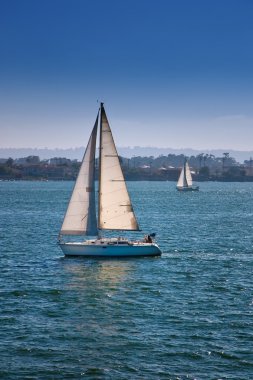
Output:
top-left (1, 0), bottom-right (253, 150)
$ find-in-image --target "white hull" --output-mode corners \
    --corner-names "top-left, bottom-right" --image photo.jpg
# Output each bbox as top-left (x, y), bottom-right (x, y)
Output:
top-left (177, 186), bottom-right (199, 191)
top-left (59, 240), bottom-right (161, 257)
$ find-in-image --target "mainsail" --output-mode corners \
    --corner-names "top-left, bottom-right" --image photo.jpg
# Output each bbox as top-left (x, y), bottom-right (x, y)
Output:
top-left (98, 104), bottom-right (140, 231)
top-left (60, 115), bottom-right (98, 235)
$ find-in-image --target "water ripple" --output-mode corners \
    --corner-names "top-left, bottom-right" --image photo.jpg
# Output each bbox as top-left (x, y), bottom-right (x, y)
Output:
top-left (1, 181), bottom-right (253, 379)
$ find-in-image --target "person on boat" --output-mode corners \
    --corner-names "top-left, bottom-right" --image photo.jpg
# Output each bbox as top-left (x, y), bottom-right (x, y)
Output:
top-left (144, 235), bottom-right (152, 243)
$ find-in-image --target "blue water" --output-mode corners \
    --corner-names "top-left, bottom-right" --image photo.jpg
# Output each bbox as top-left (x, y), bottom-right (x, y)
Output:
top-left (0, 181), bottom-right (253, 379)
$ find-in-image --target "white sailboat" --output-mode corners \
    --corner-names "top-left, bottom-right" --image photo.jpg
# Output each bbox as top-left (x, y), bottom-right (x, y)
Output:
top-left (58, 103), bottom-right (162, 257)
top-left (176, 159), bottom-right (199, 191)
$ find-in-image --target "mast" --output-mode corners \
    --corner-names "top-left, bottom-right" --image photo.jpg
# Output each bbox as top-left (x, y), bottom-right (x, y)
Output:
top-left (97, 103), bottom-right (103, 238)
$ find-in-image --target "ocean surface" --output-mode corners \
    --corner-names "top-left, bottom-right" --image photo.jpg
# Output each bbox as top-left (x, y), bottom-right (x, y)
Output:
top-left (0, 180), bottom-right (253, 380)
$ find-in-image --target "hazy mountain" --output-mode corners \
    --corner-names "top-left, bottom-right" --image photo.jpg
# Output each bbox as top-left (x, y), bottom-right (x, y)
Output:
top-left (0, 147), bottom-right (252, 163)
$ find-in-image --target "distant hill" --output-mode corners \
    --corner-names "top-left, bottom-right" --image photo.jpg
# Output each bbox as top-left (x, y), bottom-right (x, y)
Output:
top-left (0, 147), bottom-right (252, 162)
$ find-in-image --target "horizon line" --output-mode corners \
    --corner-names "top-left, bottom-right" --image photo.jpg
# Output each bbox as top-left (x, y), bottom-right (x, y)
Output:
top-left (1, 146), bottom-right (253, 152)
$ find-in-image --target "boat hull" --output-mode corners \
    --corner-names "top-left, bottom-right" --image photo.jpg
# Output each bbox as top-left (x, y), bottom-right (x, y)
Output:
top-left (59, 242), bottom-right (162, 257)
top-left (177, 186), bottom-right (199, 191)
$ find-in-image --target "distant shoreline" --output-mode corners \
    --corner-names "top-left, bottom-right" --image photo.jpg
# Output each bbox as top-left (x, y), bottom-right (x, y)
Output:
top-left (1, 178), bottom-right (253, 183)
top-left (1, 153), bottom-right (252, 182)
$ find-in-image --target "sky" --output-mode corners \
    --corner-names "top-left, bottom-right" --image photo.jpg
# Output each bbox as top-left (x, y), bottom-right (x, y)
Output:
top-left (1, 0), bottom-right (253, 151)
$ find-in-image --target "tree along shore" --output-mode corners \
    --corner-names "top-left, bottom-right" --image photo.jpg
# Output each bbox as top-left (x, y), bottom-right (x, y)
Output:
top-left (0, 154), bottom-right (253, 181)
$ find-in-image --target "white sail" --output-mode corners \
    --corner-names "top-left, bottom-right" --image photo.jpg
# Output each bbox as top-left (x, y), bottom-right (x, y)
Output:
top-left (177, 160), bottom-right (193, 188)
top-left (185, 161), bottom-right (193, 186)
top-left (98, 104), bottom-right (139, 231)
top-left (60, 115), bottom-right (98, 235)
top-left (177, 165), bottom-right (187, 187)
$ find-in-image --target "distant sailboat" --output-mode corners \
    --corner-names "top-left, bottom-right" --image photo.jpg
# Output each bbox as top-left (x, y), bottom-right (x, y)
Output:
top-left (58, 103), bottom-right (162, 257)
top-left (176, 159), bottom-right (199, 191)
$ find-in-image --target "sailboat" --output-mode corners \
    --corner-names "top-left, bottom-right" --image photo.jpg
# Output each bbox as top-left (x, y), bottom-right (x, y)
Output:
top-left (176, 158), bottom-right (199, 191)
top-left (58, 103), bottom-right (162, 257)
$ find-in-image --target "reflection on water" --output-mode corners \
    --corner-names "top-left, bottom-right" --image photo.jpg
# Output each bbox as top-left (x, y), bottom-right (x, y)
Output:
top-left (62, 258), bottom-right (135, 288)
